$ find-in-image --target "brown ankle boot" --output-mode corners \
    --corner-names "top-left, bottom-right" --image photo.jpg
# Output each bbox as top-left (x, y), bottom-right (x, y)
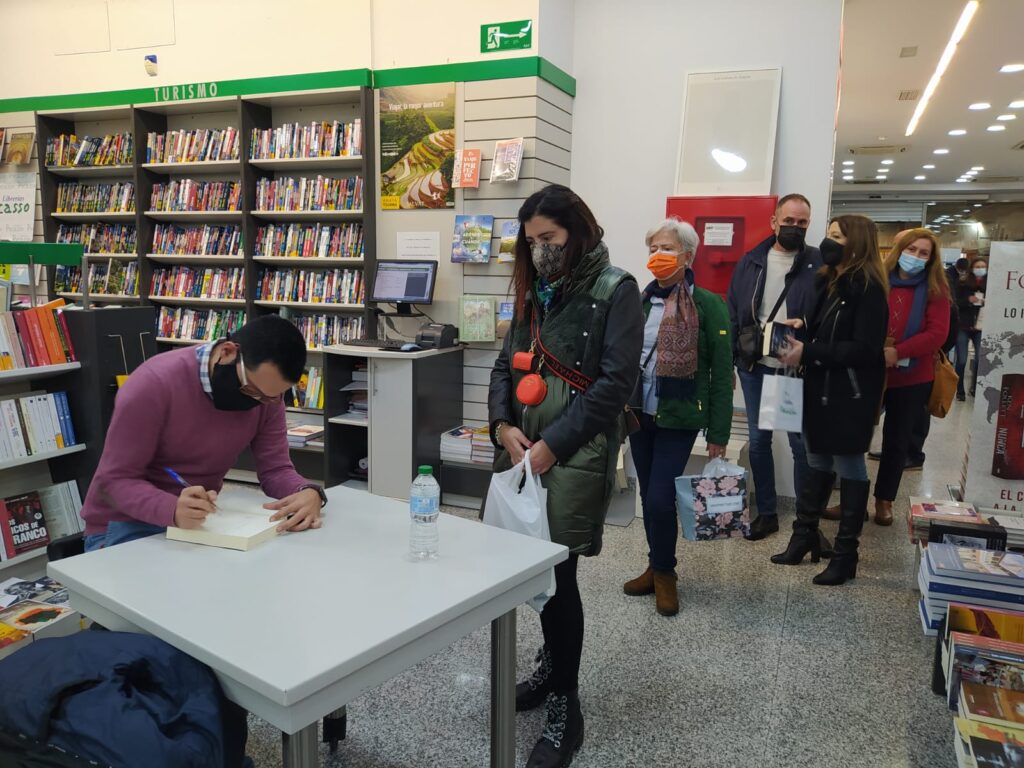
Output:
top-left (821, 504), bottom-right (841, 521)
top-left (653, 570), bottom-right (679, 616)
top-left (623, 566), bottom-right (655, 596)
top-left (874, 499), bottom-right (893, 526)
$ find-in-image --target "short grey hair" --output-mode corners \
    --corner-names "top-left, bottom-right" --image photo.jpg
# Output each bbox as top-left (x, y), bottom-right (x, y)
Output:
top-left (645, 218), bottom-right (700, 257)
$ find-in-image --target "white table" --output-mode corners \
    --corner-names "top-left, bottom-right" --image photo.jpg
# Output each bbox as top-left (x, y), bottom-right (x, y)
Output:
top-left (49, 486), bottom-right (567, 767)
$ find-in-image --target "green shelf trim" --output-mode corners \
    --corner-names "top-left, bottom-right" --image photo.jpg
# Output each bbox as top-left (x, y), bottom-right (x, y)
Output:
top-left (373, 56), bottom-right (575, 96)
top-left (0, 242), bottom-right (84, 266)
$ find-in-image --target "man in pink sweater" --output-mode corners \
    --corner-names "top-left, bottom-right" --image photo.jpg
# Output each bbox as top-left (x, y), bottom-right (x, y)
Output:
top-left (82, 315), bottom-right (326, 550)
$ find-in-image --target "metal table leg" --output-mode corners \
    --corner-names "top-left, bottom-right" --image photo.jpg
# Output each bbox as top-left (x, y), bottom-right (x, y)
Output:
top-left (282, 723), bottom-right (319, 768)
top-left (490, 608), bottom-right (516, 768)
top-left (322, 706), bottom-right (348, 753)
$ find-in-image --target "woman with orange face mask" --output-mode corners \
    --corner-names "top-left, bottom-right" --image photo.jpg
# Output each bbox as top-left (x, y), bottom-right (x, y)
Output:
top-left (623, 218), bottom-right (733, 617)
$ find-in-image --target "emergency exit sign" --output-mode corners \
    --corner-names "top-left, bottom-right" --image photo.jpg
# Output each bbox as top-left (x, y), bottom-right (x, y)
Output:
top-left (481, 20), bottom-right (533, 53)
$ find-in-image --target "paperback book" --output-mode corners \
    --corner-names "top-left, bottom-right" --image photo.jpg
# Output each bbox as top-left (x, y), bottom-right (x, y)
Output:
top-left (451, 215), bottom-right (494, 263)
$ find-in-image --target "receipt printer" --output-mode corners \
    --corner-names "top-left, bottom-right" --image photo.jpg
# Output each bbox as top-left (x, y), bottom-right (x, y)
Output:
top-left (416, 322), bottom-right (459, 349)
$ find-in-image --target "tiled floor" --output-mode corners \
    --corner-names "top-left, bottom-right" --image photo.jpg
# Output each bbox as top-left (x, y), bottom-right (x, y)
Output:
top-left (245, 400), bottom-right (975, 768)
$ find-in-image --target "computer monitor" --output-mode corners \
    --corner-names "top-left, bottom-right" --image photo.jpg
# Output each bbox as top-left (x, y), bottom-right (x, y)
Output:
top-left (369, 260), bottom-right (437, 315)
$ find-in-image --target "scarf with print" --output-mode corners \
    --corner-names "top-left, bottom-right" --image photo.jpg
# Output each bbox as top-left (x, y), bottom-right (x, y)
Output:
top-left (649, 273), bottom-right (699, 397)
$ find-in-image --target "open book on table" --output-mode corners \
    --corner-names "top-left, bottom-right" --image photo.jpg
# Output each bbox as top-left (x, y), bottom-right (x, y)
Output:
top-left (166, 487), bottom-right (281, 552)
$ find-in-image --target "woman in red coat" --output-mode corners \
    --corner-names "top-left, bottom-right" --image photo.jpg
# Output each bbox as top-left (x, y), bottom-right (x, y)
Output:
top-left (873, 228), bottom-right (950, 525)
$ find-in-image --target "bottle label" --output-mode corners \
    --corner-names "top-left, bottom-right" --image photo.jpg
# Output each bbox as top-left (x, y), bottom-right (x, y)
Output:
top-left (410, 496), bottom-right (438, 516)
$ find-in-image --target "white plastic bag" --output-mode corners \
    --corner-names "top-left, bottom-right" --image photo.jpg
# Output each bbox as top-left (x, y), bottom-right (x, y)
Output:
top-left (483, 450), bottom-right (556, 611)
top-left (758, 369), bottom-right (803, 432)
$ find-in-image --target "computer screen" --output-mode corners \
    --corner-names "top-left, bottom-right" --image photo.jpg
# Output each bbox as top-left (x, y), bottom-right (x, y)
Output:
top-left (370, 260), bottom-right (437, 306)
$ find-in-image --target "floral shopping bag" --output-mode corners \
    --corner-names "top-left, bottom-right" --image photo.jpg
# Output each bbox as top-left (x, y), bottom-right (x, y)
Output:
top-left (674, 458), bottom-right (750, 541)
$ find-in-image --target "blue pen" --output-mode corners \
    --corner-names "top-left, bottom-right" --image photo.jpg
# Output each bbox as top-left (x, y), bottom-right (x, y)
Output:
top-left (163, 468), bottom-right (217, 510)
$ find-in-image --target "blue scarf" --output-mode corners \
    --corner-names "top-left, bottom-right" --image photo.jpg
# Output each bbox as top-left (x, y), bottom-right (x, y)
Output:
top-left (889, 267), bottom-right (929, 368)
top-left (533, 275), bottom-right (567, 313)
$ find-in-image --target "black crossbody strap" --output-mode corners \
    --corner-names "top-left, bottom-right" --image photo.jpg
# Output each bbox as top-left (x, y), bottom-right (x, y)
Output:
top-left (764, 254), bottom-right (803, 325)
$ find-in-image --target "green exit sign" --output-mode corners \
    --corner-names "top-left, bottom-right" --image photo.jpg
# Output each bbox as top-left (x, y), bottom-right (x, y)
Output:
top-left (481, 20), bottom-right (533, 53)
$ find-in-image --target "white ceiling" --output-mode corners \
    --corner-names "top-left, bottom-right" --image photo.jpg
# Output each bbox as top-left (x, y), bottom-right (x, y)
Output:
top-left (835, 0), bottom-right (1024, 188)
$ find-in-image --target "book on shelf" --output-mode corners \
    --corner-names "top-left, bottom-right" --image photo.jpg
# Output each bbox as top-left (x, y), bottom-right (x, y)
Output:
top-left (451, 215), bottom-right (494, 263)
top-left (36, 480), bottom-right (84, 542)
top-left (256, 268), bottom-right (364, 305)
top-left (497, 220), bottom-right (519, 263)
top-left (149, 180), bottom-right (241, 212)
top-left (56, 260), bottom-right (140, 297)
top-left (249, 119), bottom-right (361, 160)
top-left (289, 366), bottom-right (324, 410)
top-left (254, 175), bottom-right (363, 212)
top-left (56, 222), bottom-right (137, 254)
top-left (0, 390), bottom-right (79, 463)
top-left (165, 487), bottom-right (281, 552)
top-left (451, 148), bottom-right (482, 189)
top-left (157, 307), bottom-right (246, 343)
top-left (471, 427), bottom-right (495, 464)
top-left (490, 137), bottom-right (524, 183)
top-left (0, 491), bottom-right (49, 559)
top-left (55, 181), bottom-right (135, 213)
top-left (0, 302), bottom-right (78, 370)
top-left (340, 381), bottom-right (367, 421)
top-left (460, 296), bottom-right (496, 343)
top-left (146, 127), bottom-right (239, 163)
top-left (496, 302), bottom-right (514, 339)
top-left (46, 132), bottom-right (134, 167)
top-left (254, 223), bottom-right (363, 259)
top-left (150, 266), bottom-right (246, 300)
top-left (351, 362), bottom-right (368, 382)
top-left (440, 426), bottom-right (474, 462)
top-left (3, 131), bottom-right (35, 165)
top-left (152, 223), bottom-right (242, 256)
top-left (285, 313), bottom-right (363, 350)
top-left (287, 423), bottom-right (325, 447)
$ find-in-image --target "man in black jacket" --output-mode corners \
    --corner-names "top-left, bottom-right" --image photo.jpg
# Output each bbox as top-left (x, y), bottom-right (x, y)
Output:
top-left (726, 194), bottom-right (823, 540)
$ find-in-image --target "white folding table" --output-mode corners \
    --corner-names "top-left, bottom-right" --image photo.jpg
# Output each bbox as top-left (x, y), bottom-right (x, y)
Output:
top-left (49, 486), bottom-right (566, 767)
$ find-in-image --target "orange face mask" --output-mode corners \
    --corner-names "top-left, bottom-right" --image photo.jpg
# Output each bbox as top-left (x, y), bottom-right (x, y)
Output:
top-left (647, 251), bottom-right (682, 281)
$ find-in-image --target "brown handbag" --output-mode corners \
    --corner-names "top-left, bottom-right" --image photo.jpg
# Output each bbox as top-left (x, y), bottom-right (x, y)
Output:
top-left (928, 352), bottom-right (959, 418)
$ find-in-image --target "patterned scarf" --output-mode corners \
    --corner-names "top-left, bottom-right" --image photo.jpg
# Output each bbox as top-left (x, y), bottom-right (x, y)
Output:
top-left (534, 275), bottom-right (567, 313)
top-left (653, 277), bottom-right (699, 396)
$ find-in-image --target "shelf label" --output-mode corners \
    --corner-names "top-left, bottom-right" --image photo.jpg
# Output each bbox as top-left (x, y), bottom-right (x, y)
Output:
top-left (0, 172), bottom-right (35, 242)
top-left (149, 82), bottom-right (220, 103)
top-left (481, 20), bottom-right (533, 53)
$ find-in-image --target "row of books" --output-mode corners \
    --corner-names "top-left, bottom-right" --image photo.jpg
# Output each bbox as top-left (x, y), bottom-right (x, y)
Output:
top-left (150, 266), bottom-right (245, 300)
top-left (149, 180), bottom-right (241, 212)
top-left (156, 307), bottom-right (245, 342)
top-left (0, 304), bottom-right (77, 369)
top-left (253, 223), bottom-right (364, 259)
top-left (255, 268), bottom-right (364, 305)
top-left (45, 132), bottom-right (134, 167)
top-left (253, 175), bottom-right (363, 212)
top-left (54, 261), bottom-right (139, 297)
top-left (145, 128), bottom-right (240, 164)
top-left (152, 223), bottom-right (242, 256)
top-left (910, 496), bottom-right (1024, 551)
top-left (249, 119), bottom-right (362, 160)
top-left (289, 313), bottom-right (364, 350)
top-left (440, 425), bottom-right (493, 465)
top-left (919, 544), bottom-right (1024, 636)
top-left (0, 481), bottom-right (83, 560)
top-left (55, 223), bottom-right (137, 254)
top-left (290, 366), bottom-right (325, 410)
top-left (0, 391), bottom-right (78, 464)
top-left (55, 182), bottom-right (135, 213)
top-left (0, 576), bottom-right (78, 661)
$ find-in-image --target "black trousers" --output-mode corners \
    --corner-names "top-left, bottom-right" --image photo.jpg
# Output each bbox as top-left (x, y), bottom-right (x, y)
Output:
top-left (875, 382), bottom-right (932, 501)
top-left (540, 554), bottom-right (582, 694)
top-left (907, 401), bottom-right (931, 464)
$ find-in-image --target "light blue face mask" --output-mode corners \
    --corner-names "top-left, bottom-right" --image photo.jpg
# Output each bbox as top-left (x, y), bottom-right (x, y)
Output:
top-left (898, 252), bottom-right (927, 275)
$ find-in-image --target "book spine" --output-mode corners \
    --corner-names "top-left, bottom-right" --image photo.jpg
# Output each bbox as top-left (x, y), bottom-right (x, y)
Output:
top-left (4, 314), bottom-right (26, 368)
top-left (23, 310), bottom-right (52, 365)
top-left (45, 394), bottom-right (64, 450)
top-left (56, 392), bottom-right (77, 446)
top-left (12, 312), bottom-right (37, 367)
top-left (36, 308), bottom-right (66, 364)
top-left (30, 396), bottom-right (55, 452)
top-left (16, 398), bottom-right (38, 454)
top-left (54, 391), bottom-right (73, 447)
top-left (2, 400), bottom-right (27, 458)
top-left (0, 503), bottom-right (15, 559)
top-left (51, 309), bottom-right (73, 362)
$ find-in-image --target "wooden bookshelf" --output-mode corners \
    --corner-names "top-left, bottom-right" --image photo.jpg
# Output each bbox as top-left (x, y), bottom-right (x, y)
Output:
top-left (254, 300), bottom-right (363, 312)
top-left (149, 296), bottom-right (246, 307)
top-left (57, 293), bottom-right (140, 303)
top-left (146, 254), bottom-right (245, 264)
top-left (86, 252), bottom-right (137, 261)
top-left (141, 160), bottom-right (241, 174)
top-left (144, 211), bottom-right (243, 221)
top-left (0, 444), bottom-right (86, 473)
top-left (251, 209), bottom-right (363, 222)
top-left (0, 362), bottom-right (81, 383)
top-left (46, 164), bottom-right (135, 178)
top-left (51, 212), bottom-right (136, 222)
top-left (253, 257), bottom-right (363, 266)
top-left (248, 156), bottom-right (362, 172)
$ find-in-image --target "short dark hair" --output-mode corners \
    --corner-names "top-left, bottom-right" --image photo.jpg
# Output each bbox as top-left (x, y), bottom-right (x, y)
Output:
top-left (777, 193), bottom-right (812, 211)
top-left (230, 315), bottom-right (306, 383)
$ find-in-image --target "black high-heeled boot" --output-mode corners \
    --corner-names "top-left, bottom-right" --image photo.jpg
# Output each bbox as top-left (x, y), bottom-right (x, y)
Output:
top-left (813, 478), bottom-right (870, 586)
top-left (771, 467), bottom-right (835, 565)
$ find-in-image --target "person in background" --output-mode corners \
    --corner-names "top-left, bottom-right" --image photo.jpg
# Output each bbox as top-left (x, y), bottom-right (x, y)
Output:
top-left (726, 194), bottom-right (822, 541)
top-left (623, 218), bottom-right (732, 617)
top-left (488, 184), bottom-right (643, 768)
top-left (953, 257), bottom-right (987, 400)
top-left (873, 229), bottom-right (950, 526)
top-left (772, 215), bottom-right (888, 585)
top-left (81, 314), bottom-right (326, 551)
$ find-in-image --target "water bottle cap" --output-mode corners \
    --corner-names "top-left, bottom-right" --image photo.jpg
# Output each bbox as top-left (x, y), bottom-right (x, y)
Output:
top-left (417, 465), bottom-right (432, 475)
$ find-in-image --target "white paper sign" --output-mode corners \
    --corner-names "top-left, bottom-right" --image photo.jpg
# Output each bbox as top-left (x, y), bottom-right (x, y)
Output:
top-left (396, 231), bottom-right (440, 261)
top-left (703, 222), bottom-right (734, 247)
top-left (0, 172), bottom-right (36, 242)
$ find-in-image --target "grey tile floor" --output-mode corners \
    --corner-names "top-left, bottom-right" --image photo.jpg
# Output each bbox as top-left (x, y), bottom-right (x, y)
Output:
top-left (246, 400), bottom-right (976, 767)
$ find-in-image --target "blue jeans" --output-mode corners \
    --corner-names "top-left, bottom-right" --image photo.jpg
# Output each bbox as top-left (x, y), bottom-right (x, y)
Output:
top-left (629, 413), bottom-right (699, 572)
top-left (954, 328), bottom-right (981, 395)
top-left (84, 520), bottom-right (166, 552)
top-left (806, 450), bottom-right (868, 482)
top-left (737, 364), bottom-right (809, 518)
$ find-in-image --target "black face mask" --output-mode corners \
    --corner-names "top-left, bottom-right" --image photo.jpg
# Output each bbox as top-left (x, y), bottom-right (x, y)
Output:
top-left (776, 225), bottom-right (807, 251)
top-left (211, 362), bottom-right (261, 411)
top-left (819, 237), bottom-right (845, 267)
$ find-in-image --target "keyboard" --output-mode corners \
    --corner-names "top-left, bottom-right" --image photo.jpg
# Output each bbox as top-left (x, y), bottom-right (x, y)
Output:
top-left (344, 338), bottom-right (407, 350)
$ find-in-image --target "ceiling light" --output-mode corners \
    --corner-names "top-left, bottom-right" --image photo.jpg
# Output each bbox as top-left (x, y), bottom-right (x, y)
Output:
top-left (928, 202), bottom-right (936, 205)
top-left (881, 159), bottom-right (894, 165)
top-left (877, 168), bottom-right (890, 173)
top-left (966, 170), bottom-right (978, 175)
top-left (949, 129), bottom-right (968, 135)
top-left (842, 160), bottom-right (855, 166)
top-left (934, 148), bottom-right (950, 154)
top-left (923, 164), bottom-right (936, 169)
top-left (974, 203), bottom-right (983, 207)
top-left (915, 175), bottom-right (927, 180)
top-left (969, 102), bottom-right (992, 110)
top-left (997, 114), bottom-right (1017, 120)
top-left (875, 175), bottom-right (887, 180)
top-left (1000, 63), bottom-right (1024, 73)
top-left (1010, 100), bottom-right (1024, 109)
top-left (963, 209), bottom-right (971, 212)
top-left (956, 178), bottom-right (970, 182)
top-left (711, 148), bottom-right (748, 173)
top-left (987, 124), bottom-right (1007, 131)
top-left (905, 1), bottom-right (979, 136)
top-left (971, 166), bottom-right (984, 170)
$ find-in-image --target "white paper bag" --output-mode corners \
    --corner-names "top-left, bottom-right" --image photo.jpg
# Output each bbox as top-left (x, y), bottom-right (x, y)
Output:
top-left (758, 371), bottom-right (803, 432)
top-left (483, 451), bottom-right (556, 611)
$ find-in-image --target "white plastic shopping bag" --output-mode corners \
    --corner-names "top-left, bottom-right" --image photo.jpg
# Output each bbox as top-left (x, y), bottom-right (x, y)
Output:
top-left (758, 369), bottom-right (803, 432)
top-left (675, 458), bottom-right (750, 541)
top-left (483, 450), bottom-right (556, 611)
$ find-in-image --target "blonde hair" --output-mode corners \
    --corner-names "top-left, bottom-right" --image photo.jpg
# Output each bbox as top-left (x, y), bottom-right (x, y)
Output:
top-left (883, 228), bottom-right (950, 299)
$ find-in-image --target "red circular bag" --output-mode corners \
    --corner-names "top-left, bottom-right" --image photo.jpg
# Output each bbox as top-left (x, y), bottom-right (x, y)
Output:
top-left (516, 373), bottom-right (548, 406)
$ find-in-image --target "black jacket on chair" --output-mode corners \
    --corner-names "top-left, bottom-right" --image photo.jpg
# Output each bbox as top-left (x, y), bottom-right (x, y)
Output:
top-left (800, 271), bottom-right (889, 455)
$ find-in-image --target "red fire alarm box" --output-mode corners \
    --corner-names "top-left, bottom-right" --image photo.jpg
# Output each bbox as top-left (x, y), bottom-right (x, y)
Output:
top-left (665, 195), bottom-right (778, 298)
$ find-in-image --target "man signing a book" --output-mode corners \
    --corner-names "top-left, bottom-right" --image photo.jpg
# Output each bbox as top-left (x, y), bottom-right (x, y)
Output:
top-left (82, 314), bottom-right (327, 551)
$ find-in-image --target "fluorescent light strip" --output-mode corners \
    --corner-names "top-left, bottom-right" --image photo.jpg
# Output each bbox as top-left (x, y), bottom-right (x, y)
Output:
top-left (905, 1), bottom-right (979, 136)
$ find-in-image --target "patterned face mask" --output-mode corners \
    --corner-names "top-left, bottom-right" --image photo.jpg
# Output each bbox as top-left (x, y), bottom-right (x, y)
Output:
top-left (531, 242), bottom-right (566, 279)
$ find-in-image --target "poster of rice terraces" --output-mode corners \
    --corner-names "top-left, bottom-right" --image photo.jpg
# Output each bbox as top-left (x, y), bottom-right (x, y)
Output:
top-left (379, 84), bottom-right (456, 210)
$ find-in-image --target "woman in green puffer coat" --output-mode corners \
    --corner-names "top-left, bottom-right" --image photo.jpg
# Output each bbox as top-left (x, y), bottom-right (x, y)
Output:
top-left (488, 184), bottom-right (643, 768)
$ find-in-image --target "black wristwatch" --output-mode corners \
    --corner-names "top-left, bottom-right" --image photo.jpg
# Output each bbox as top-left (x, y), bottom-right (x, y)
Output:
top-left (299, 484), bottom-right (327, 508)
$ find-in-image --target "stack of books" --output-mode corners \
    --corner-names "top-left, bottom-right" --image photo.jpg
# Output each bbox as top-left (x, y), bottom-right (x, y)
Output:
top-left (989, 515), bottom-right (1024, 551)
top-left (440, 426), bottom-right (474, 463)
top-left (910, 497), bottom-right (983, 544)
top-left (0, 576), bottom-right (78, 660)
top-left (471, 427), bottom-right (495, 465)
top-left (287, 422), bottom-right (324, 448)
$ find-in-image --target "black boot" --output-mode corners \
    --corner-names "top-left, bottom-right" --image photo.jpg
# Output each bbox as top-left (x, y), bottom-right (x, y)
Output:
top-left (516, 646), bottom-right (553, 712)
top-left (770, 468), bottom-right (835, 565)
top-left (813, 478), bottom-right (870, 586)
top-left (746, 514), bottom-right (779, 541)
top-left (526, 691), bottom-right (584, 768)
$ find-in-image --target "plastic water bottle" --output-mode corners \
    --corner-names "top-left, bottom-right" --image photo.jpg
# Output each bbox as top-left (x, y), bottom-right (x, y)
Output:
top-left (409, 465), bottom-right (440, 560)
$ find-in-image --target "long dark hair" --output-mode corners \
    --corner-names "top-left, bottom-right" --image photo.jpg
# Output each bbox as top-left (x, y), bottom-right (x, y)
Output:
top-left (511, 184), bottom-right (604, 318)
top-left (826, 215), bottom-right (888, 296)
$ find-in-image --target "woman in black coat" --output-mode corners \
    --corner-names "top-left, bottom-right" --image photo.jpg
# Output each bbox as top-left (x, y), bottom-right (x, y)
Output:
top-left (953, 257), bottom-right (987, 400)
top-left (771, 214), bottom-right (889, 585)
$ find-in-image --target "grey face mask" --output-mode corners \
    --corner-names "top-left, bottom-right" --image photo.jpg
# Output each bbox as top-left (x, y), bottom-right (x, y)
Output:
top-left (531, 242), bottom-right (567, 279)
